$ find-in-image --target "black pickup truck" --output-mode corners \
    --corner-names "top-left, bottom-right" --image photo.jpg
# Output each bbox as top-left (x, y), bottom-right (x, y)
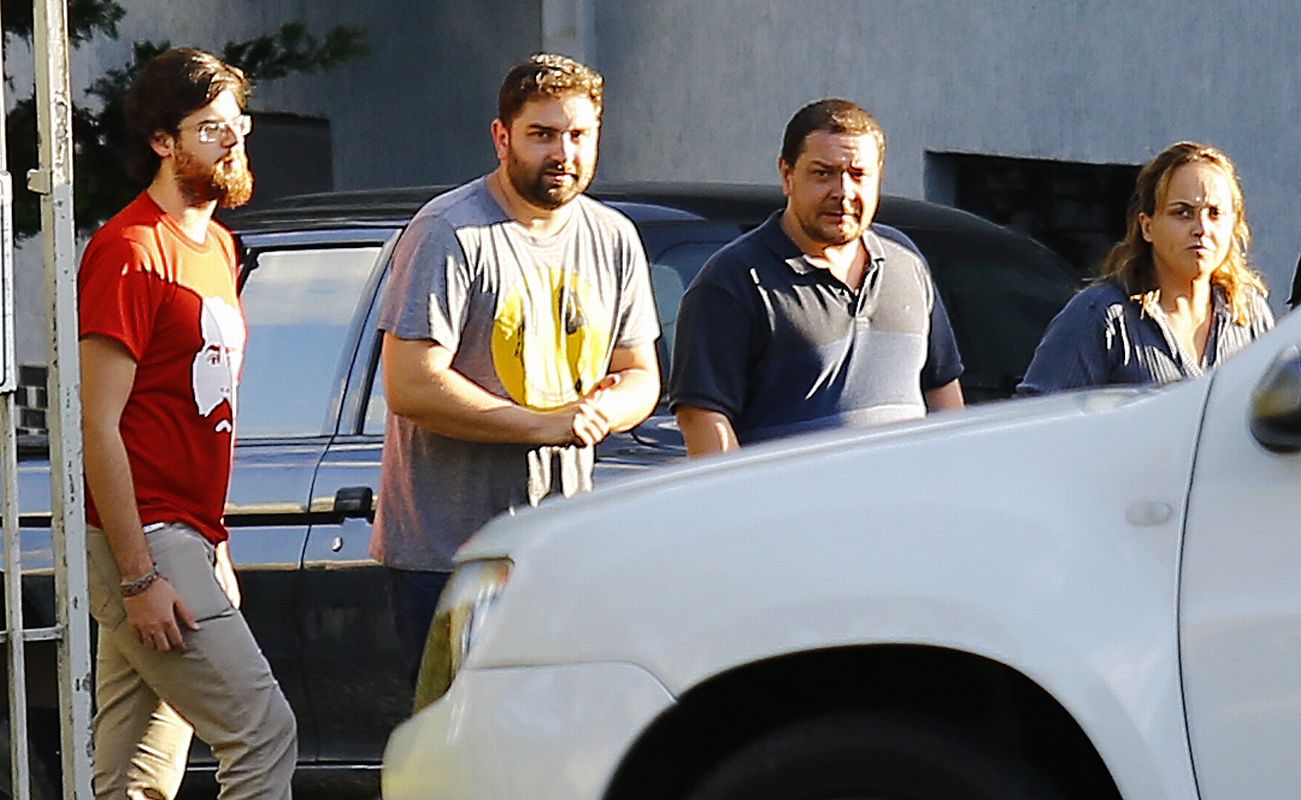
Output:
top-left (1, 183), bottom-right (1078, 798)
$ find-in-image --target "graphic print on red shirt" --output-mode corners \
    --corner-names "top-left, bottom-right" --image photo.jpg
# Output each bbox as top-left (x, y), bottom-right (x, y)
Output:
top-left (78, 192), bottom-right (246, 544)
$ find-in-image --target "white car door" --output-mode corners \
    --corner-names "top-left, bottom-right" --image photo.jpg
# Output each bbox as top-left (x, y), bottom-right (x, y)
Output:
top-left (1180, 309), bottom-right (1301, 800)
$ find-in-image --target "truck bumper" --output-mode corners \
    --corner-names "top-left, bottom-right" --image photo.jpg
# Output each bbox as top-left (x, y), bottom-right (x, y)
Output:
top-left (382, 662), bottom-right (675, 800)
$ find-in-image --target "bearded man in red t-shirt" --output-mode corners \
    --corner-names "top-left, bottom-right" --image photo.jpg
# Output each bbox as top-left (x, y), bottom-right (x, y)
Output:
top-left (78, 48), bottom-right (295, 800)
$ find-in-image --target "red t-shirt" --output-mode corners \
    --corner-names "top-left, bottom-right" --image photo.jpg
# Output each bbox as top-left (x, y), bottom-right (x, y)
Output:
top-left (78, 192), bottom-right (246, 544)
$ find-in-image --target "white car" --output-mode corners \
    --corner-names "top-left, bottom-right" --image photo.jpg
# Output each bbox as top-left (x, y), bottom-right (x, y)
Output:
top-left (382, 305), bottom-right (1301, 800)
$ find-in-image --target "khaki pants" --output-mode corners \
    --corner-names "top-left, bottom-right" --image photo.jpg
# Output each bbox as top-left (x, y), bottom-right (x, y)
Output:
top-left (87, 524), bottom-right (296, 800)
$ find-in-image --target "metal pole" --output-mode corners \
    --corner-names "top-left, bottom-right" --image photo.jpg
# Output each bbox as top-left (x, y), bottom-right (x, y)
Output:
top-left (0, 4), bottom-right (34, 796)
top-left (29, 0), bottom-right (93, 797)
top-left (1, 394), bottom-right (30, 800)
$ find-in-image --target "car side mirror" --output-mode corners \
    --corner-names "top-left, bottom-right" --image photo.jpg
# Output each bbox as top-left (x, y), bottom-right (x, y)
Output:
top-left (1250, 344), bottom-right (1301, 453)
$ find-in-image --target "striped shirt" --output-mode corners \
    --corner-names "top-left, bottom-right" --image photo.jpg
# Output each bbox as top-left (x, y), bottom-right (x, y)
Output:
top-left (1017, 281), bottom-right (1273, 395)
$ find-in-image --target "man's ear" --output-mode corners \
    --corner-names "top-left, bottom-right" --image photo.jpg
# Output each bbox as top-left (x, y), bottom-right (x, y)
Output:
top-left (777, 156), bottom-right (794, 197)
top-left (490, 118), bottom-right (509, 162)
top-left (149, 130), bottom-right (175, 160)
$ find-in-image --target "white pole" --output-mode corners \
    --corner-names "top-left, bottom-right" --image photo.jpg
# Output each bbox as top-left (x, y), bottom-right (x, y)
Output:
top-left (1, 395), bottom-right (31, 800)
top-left (29, 0), bottom-right (93, 796)
top-left (0, 3), bottom-right (34, 795)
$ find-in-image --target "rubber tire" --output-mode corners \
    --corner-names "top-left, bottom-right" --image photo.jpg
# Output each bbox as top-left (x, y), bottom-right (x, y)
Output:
top-left (684, 710), bottom-right (1066, 800)
top-left (0, 717), bottom-right (57, 800)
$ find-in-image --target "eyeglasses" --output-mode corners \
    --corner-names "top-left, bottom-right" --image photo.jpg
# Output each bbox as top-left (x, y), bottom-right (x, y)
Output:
top-left (184, 115), bottom-right (253, 144)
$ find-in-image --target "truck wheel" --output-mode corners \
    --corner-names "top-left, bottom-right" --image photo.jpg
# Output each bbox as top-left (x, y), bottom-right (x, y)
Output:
top-left (0, 717), bottom-right (57, 800)
top-left (684, 710), bottom-right (1065, 800)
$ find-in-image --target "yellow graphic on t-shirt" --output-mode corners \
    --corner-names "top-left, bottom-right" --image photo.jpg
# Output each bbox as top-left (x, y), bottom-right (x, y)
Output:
top-left (491, 267), bottom-right (610, 410)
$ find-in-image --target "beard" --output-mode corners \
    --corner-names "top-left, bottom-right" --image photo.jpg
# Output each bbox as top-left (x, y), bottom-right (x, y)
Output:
top-left (174, 144), bottom-right (254, 209)
top-left (505, 147), bottom-right (595, 211)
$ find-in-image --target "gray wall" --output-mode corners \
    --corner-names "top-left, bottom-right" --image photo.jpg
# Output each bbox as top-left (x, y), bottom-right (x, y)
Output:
top-left (253, 0), bottom-right (544, 187)
top-left (71, 0), bottom-right (543, 188)
top-left (591, 1), bottom-right (1300, 304)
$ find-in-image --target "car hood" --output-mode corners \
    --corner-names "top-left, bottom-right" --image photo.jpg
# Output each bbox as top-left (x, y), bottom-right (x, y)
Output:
top-left (457, 385), bottom-right (1161, 563)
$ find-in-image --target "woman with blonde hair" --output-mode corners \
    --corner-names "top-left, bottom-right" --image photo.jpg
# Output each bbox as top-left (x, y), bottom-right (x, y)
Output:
top-left (1018, 141), bottom-right (1273, 394)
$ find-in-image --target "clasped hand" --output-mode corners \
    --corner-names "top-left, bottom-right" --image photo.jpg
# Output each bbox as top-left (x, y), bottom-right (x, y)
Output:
top-left (542, 373), bottom-right (622, 447)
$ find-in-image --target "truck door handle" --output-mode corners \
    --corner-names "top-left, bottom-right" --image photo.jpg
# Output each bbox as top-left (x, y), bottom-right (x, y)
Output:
top-left (333, 486), bottom-right (374, 519)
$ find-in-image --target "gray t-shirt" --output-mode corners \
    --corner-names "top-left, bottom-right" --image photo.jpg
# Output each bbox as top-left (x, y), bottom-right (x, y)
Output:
top-left (371, 178), bottom-right (660, 570)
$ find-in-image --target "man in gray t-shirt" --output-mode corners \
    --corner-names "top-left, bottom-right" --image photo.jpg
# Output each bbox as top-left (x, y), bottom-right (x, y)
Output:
top-left (373, 54), bottom-right (660, 682)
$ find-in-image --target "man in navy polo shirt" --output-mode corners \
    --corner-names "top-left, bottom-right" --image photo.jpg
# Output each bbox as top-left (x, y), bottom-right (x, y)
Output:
top-left (669, 98), bottom-right (964, 455)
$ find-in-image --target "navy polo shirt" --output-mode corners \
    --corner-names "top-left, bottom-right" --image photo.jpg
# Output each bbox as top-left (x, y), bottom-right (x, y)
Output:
top-left (669, 212), bottom-right (963, 444)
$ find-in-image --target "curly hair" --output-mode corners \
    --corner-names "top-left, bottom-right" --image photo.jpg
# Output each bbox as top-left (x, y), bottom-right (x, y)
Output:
top-left (1100, 141), bottom-right (1266, 325)
top-left (497, 53), bottom-right (604, 126)
top-left (123, 48), bottom-right (250, 183)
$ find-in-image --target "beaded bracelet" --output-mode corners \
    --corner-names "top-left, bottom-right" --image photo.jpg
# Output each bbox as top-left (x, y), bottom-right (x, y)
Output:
top-left (120, 565), bottom-right (162, 598)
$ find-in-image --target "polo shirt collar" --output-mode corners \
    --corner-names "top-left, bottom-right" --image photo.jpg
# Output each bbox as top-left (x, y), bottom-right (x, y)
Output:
top-left (755, 210), bottom-right (888, 275)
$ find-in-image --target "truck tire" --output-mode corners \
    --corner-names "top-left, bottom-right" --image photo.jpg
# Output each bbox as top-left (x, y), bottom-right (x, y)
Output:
top-left (684, 710), bottom-right (1065, 800)
top-left (0, 716), bottom-right (57, 800)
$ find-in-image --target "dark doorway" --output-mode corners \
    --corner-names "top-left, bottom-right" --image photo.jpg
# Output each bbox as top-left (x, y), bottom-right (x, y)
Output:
top-left (927, 153), bottom-right (1139, 279)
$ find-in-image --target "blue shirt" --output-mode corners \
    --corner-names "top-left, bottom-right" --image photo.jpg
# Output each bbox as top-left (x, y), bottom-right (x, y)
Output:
top-left (669, 212), bottom-right (963, 444)
top-left (1017, 281), bottom-right (1274, 395)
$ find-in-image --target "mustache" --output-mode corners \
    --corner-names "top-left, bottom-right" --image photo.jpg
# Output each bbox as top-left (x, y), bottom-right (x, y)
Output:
top-left (821, 200), bottom-right (863, 215)
top-left (216, 152), bottom-right (248, 170)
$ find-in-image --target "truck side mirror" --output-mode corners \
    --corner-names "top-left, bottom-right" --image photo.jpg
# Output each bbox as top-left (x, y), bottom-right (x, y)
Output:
top-left (1250, 344), bottom-right (1301, 453)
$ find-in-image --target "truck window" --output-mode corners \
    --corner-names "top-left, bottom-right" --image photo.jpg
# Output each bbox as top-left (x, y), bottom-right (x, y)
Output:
top-left (363, 356), bottom-right (386, 436)
top-left (929, 249), bottom-right (1077, 402)
top-left (239, 246), bottom-right (380, 437)
top-left (651, 241), bottom-right (727, 363)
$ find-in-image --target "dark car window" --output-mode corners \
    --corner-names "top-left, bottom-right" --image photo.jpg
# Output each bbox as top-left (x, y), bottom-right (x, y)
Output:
top-left (239, 246), bottom-right (380, 437)
top-left (639, 222), bottom-right (746, 387)
top-left (363, 357), bottom-right (387, 436)
top-left (650, 241), bottom-right (733, 364)
top-left (1290, 252), bottom-right (1300, 309)
top-left (928, 249), bottom-right (1077, 401)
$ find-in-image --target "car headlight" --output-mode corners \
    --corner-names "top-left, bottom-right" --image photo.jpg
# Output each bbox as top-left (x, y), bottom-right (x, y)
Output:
top-left (413, 558), bottom-right (512, 711)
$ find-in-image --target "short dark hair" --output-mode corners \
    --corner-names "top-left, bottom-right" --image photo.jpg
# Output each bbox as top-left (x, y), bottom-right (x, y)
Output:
top-left (497, 53), bottom-right (603, 127)
top-left (780, 98), bottom-right (885, 167)
top-left (123, 48), bottom-right (250, 182)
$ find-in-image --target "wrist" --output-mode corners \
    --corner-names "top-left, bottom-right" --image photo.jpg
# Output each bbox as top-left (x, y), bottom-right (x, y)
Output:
top-left (120, 565), bottom-right (162, 597)
top-left (525, 407), bottom-right (563, 445)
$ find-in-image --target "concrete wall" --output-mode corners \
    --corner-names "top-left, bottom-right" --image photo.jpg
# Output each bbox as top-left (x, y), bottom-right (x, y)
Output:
top-left (69, 0), bottom-right (542, 187)
top-left (591, 1), bottom-right (1300, 304)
